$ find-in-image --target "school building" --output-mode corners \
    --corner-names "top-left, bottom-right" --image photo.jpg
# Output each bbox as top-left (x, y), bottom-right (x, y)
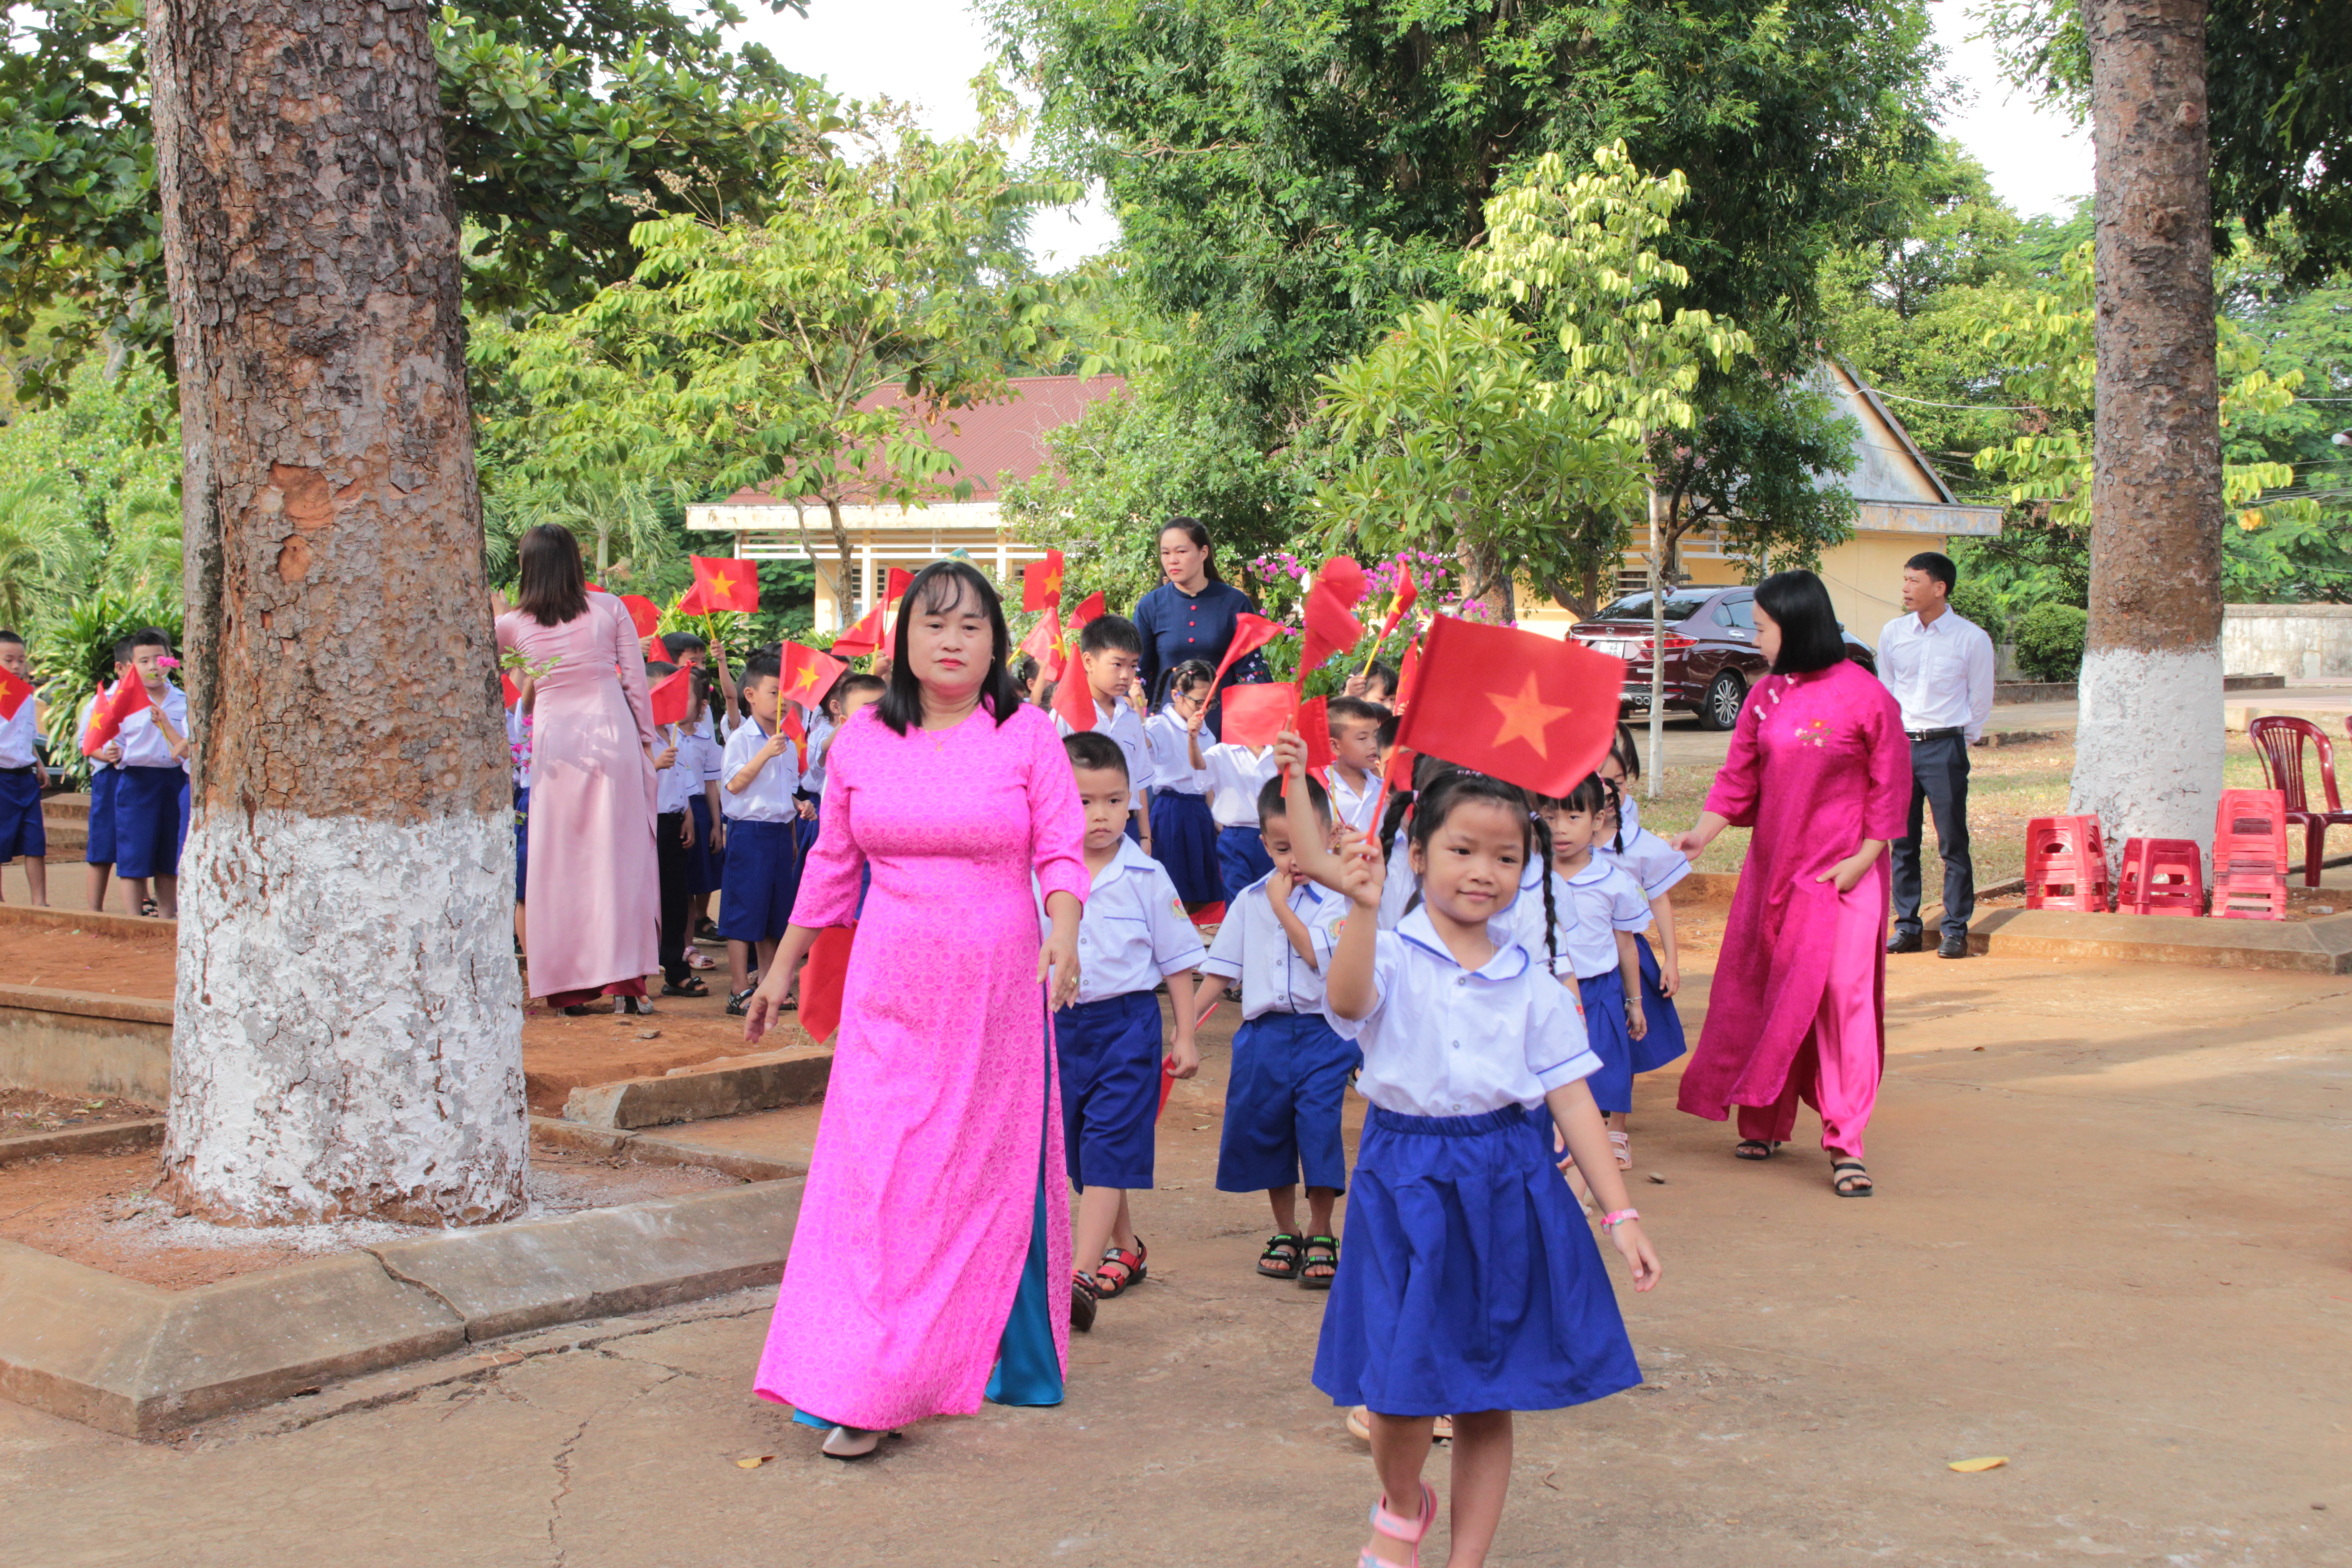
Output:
top-left (687, 363), bottom-right (2001, 651)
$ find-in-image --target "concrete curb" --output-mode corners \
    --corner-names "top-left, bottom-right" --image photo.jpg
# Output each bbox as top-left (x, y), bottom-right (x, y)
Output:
top-left (0, 903), bottom-right (175, 941)
top-left (559, 1045), bottom-right (832, 1130)
top-left (0, 985), bottom-right (174, 1102)
top-left (527, 1115), bottom-right (807, 1182)
top-left (0, 1117), bottom-right (164, 1167)
top-left (0, 1177), bottom-right (801, 1438)
top-left (1969, 906), bottom-right (2352, 973)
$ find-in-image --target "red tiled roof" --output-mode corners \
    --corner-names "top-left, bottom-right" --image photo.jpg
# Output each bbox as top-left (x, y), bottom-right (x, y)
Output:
top-left (714, 374), bottom-right (1128, 508)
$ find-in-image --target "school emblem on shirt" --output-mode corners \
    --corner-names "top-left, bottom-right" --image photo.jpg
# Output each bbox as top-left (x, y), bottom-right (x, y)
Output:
top-left (1171, 898), bottom-right (1187, 921)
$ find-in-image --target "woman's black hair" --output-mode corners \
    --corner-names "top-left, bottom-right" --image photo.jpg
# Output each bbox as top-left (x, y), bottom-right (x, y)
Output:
top-left (1158, 516), bottom-right (1223, 584)
top-left (875, 560), bottom-right (1025, 735)
top-left (1159, 657), bottom-right (1215, 709)
top-left (515, 524), bottom-right (589, 626)
top-left (1406, 770), bottom-right (1557, 972)
top-left (1753, 569), bottom-right (1847, 675)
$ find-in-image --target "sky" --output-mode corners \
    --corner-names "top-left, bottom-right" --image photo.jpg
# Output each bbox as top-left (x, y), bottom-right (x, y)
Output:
top-left (731, 0), bottom-right (2097, 268)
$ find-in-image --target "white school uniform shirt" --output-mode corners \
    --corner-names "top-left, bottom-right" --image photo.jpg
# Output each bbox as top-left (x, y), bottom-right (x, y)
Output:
top-left (1202, 872), bottom-right (1349, 1019)
top-left (1538, 858), bottom-right (1652, 980)
top-left (1201, 742), bottom-right (1279, 829)
top-left (1324, 905), bottom-right (1602, 1118)
top-left (0, 689), bottom-right (38, 769)
top-left (1877, 608), bottom-right (1996, 740)
top-left (1598, 824), bottom-right (1690, 902)
top-left (1325, 765), bottom-right (1381, 835)
top-left (800, 710), bottom-right (838, 797)
top-left (113, 684), bottom-right (188, 770)
top-left (1144, 710), bottom-right (1208, 796)
top-left (1040, 838), bottom-right (1207, 1006)
top-left (719, 718), bottom-right (802, 823)
top-left (692, 723), bottom-right (725, 800)
top-left (1056, 696), bottom-right (1154, 810)
top-left (654, 724), bottom-right (697, 814)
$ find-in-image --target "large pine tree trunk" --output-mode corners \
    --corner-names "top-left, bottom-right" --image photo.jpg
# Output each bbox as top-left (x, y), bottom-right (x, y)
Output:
top-left (149, 1), bottom-right (527, 1225)
top-left (2069, 0), bottom-right (2226, 852)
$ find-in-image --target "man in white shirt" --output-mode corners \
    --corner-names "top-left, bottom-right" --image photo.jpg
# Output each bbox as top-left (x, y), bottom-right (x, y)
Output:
top-left (1877, 552), bottom-right (1996, 959)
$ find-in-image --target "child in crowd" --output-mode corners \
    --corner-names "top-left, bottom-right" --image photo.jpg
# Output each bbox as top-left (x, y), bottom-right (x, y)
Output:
top-left (77, 641), bottom-right (134, 913)
top-left (720, 652), bottom-right (804, 1016)
top-left (1537, 774), bottom-right (1681, 1172)
top-left (1055, 616), bottom-right (1154, 847)
top-left (1374, 752), bottom-right (1456, 930)
top-left (1189, 698), bottom-right (1280, 903)
top-left (98, 628), bottom-right (188, 919)
top-left (678, 669), bottom-right (723, 969)
top-left (1143, 660), bottom-right (1221, 911)
top-left (1055, 731), bottom-right (1205, 1329)
top-left (1196, 772), bottom-right (1355, 1289)
top-left (1323, 695), bottom-right (1388, 835)
top-left (646, 662), bottom-right (708, 1000)
top-left (506, 668), bottom-right (535, 954)
top-left (1277, 752), bottom-right (1658, 1568)
top-left (661, 629), bottom-right (736, 724)
top-left (1595, 723), bottom-right (1690, 1070)
top-left (0, 630), bottom-right (45, 906)
top-left (1344, 660), bottom-right (1399, 706)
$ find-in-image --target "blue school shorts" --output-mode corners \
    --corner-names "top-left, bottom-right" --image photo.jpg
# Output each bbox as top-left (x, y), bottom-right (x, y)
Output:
top-left (717, 818), bottom-right (799, 944)
top-left (1053, 988), bottom-right (1165, 1191)
top-left (0, 768), bottom-right (43, 862)
top-left (112, 765), bottom-right (184, 880)
top-left (1215, 823), bottom-right (1274, 906)
top-left (1216, 1010), bottom-right (1360, 1195)
top-left (85, 768), bottom-right (118, 866)
top-left (513, 786), bottom-right (530, 902)
top-left (684, 794), bottom-right (718, 896)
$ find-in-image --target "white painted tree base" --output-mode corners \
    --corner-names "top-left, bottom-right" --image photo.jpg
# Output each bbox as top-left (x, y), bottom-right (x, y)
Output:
top-left (165, 808), bottom-right (528, 1225)
top-left (2070, 645), bottom-right (2226, 855)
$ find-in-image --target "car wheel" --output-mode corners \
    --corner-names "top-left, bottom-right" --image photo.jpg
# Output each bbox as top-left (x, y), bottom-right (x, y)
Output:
top-left (1698, 670), bottom-right (1746, 731)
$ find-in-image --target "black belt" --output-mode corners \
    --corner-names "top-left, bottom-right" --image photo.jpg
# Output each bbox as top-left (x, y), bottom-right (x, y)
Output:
top-left (0, 764), bottom-right (35, 776)
top-left (1905, 727), bottom-right (1964, 741)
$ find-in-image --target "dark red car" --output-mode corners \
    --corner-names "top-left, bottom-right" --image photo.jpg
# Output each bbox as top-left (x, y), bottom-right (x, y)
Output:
top-left (1570, 586), bottom-right (1878, 731)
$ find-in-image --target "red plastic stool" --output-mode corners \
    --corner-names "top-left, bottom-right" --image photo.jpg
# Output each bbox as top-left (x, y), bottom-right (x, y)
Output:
top-left (2024, 814), bottom-right (2108, 911)
top-left (2115, 837), bottom-right (2204, 916)
top-left (2213, 788), bottom-right (2289, 920)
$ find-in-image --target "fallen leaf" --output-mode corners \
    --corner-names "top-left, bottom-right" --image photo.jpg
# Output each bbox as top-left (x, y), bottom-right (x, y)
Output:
top-left (1972, 1046), bottom-right (1985, 1052)
top-left (637, 1029), bottom-right (661, 1040)
top-left (1948, 1456), bottom-right (2008, 1473)
top-left (736, 1454), bottom-right (774, 1470)
top-left (1647, 1172), bottom-right (1668, 1184)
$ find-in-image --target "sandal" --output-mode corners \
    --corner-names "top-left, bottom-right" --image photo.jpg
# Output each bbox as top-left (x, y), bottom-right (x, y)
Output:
top-left (139, 898), bottom-right (158, 918)
top-left (1070, 1269), bottom-right (1099, 1333)
top-left (1361, 1480), bottom-right (1436, 1568)
top-left (1608, 1128), bottom-right (1633, 1170)
top-left (686, 949), bottom-right (716, 970)
top-left (1734, 1139), bottom-right (1778, 1161)
top-left (725, 988), bottom-right (753, 1017)
top-left (619, 995), bottom-right (655, 1017)
top-left (1299, 1235), bottom-right (1339, 1290)
top-left (821, 1424), bottom-right (882, 1460)
top-left (660, 976), bottom-right (710, 998)
top-left (1256, 1233), bottom-right (1303, 1280)
top-left (1094, 1240), bottom-right (1147, 1298)
top-left (1832, 1158), bottom-right (1874, 1198)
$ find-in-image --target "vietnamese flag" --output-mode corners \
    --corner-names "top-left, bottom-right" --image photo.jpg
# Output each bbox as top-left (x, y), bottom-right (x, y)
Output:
top-left (1210, 613), bottom-right (1284, 691)
top-left (778, 641), bottom-right (848, 711)
top-left (648, 667), bottom-right (693, 728)
top-left (1023, 550), bottom-right (1066, 612)
top-left (1068, 591), bottom-right (1106, 629)
top-left (798, 924), bottom-right (858, 1043)
top-left (689, 555), bottom-right (760, 615)
top-left (1297, 556), bottom-right (1368, 678)
top-left (778, 701), bottom-right (809, 769)
top-left (1018, 611), bottom-right (1066, 680)
top-left (885, 567), bottom-right (916, 608)
top-left (1052, 657), bottom-right (1101, 732)
top-left (1372, 564), bottom-right (1418, 647)
top-left (81, 676), bottom-right (151, 756)
top-left (1394, 634), bottom-right (1425, 713)
top-left (829, 600), bottom-right (888, 660)
top-left (0, 663), bottom-right (31, 722)
top-left (1219, 681), bottom-right (1298, 748)
top-left (501, 671), bottom-right (521, 709)
top-left (1392, 615), bottom-right (1624, 799)
top-left (619, 594), bottom-right (662, 640)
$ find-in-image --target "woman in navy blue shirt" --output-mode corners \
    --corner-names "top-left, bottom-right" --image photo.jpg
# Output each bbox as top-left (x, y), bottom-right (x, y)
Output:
top-left (1134, 519), bottom-right (1267, 734)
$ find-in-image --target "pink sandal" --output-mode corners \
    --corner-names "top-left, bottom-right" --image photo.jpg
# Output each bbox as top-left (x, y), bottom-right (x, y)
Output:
top-left (1360, 1480), bottom-right (1436, 1567)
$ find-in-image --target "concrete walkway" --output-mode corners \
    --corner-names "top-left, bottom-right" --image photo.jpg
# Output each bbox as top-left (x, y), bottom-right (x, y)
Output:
top-left (5, 945), bottom-right (2347, 1566)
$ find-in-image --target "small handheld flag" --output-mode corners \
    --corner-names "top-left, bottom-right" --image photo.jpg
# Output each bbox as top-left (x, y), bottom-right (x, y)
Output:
top-left (1362, 564), bottom-right (1418, 677)
top-left (1068, 591), bottom-right (1107, 629)
top-left (648, 667), bottom-right (693, 728)
top-left (828, 600), bottom-right (889, 660)
top-left (619, 594), bottom-right (662, 640)
top-left (81, 676), bottom-right (152, 756)
top-left (1022, 550), bottom-right (1066, 612)
top-left (0, 663), bottom-right (32, 722)
top-left (1392, 615), bottom-right (1625, 799)
top-left (1210, 613), bottom-right (1283, 692)
top-left (778, 642), bottom-right (849, 712)
top-left (689, 555), bottom-right (761, 615)
top-left (1297, 556), bottom-right (1368, 680)
top-left (1219, 681), bottom-right (1298, 748)
top-left (798, 924), bottom-right (858, 1043)
top-left (1051, 658), bottom-right (1100, 732)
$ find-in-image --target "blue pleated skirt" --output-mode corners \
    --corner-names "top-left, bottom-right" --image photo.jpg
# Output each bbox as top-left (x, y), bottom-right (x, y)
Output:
top-left (1632, 934), bottom-right (1687, 1066)
top-left (1575, 965), bottom-right (1685, 1116)
top-left (1149, 791), bottom-right (1223, 903)
top-left (1313, 1104), bottom-right (1641, 1416)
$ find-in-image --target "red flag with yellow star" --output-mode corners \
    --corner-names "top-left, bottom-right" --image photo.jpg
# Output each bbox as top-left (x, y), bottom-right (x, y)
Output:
top-left (689, 555), bottom-right (760, 615)
top-left (828, 601), bottom-right (887, 660)
top-left (1017, 610), bottom-right (1065, 680)
top-left (778, 641), bottom-right (848, 711)
top-left (1210, 613), bottom-right (1283, 691)
top-left (1068, 591), bottom-right (1106, 629)
top-left (618, 593), bottom-right (662, 640)
top-left (0, 662), bottom-right (32, 722)
top-left (1392, 615), bottom-right (1623, 798)
top-left (1022, 550), bottom-right (1065, 612)
top-left (647, 667), bottom-right (693, 728)
top-left (1296, 557), bottom-right (1367, 678)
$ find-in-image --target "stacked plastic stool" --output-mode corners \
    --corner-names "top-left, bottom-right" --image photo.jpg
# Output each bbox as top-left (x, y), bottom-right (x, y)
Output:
top-left (2024, 814), bottom-right (2108, 912)
top-left (2212, 789), bottom-right (2289, 920)
top-left (2115, 838), bottom-right (2204, 916)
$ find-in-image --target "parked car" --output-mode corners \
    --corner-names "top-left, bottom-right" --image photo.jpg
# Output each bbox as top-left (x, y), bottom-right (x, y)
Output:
top-left (1570, 586), bottom-right (1878, 731)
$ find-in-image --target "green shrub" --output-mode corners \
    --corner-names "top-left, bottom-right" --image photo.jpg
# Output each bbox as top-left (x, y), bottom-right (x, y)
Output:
top-left (1949, 579), bottom-right (2004, 644)
top-left (2013, 601), bottom-right (2088, 682)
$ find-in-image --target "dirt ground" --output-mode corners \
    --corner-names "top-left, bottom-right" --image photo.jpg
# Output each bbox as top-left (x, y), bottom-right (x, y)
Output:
top-left (0, 923), bottom-right (177, 997)
top-left (5, 938), bottom-right (2347, 1567)
top-left (0, 1088), bottom-right (158, 1136)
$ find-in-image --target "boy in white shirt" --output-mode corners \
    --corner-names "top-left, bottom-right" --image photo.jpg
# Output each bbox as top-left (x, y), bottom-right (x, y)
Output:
top-left (719, 652), bottom-right (804, 1014)
top-left (1054, 731), bottom-right (1205, 1326)
top-left (77, 642), bottom-right (135, 913)
top-left (645, 662), bottom-right (707, 1000)
top-left (98, 629), bottom-right (189, 919)
top-left (1194, 772), bottom-right (1354, 1289)
top-left (1188, 702), bottom-right (1281, 902)
top-left (1322, 695), bottom-right (1388, 835)
top-left (0, 631), bottom-right (46, 906)
top-left (1054, 615), bottom-right (1155, 848)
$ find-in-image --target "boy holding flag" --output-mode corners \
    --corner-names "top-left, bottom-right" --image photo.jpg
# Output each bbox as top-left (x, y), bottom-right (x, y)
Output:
top-left (0, 631), bottom-right (44, 905)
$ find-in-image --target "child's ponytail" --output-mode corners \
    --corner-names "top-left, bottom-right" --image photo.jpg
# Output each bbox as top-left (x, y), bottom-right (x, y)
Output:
top-left (1529, 806), bottom-right (1559, 974)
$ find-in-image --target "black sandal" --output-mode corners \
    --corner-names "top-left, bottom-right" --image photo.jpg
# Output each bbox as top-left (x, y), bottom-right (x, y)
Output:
top-left (661, 976), bottom-right (709, 998)
top-left (1256, 1233), bottom-right (1303, 1280)
top-left (1070, 1270), bottom-right (1098, 1333)
top-left (1299, 1235), bottom-right (1339, 1290)
top-left (1832, 1159), bottom-right (1874, 1197)
top-left (1734, 1139), bottom-right (1778, 1161)
top-left (725, 989), bottom-right (753, 1017)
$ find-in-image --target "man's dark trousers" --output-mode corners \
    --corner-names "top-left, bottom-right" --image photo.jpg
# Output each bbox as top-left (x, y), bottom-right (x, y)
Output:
top-left (1891, 730), bottom-right (1974, 943)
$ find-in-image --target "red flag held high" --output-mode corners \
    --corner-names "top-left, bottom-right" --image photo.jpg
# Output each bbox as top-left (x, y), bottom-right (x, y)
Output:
top-left (81, 676), bottom-right (151, 756)
top-left (1297, 556), bottom-right (1367, 678)
top-left (798, 924), bottom-right (858, 1043)
top-left (1210, 613), bottom-right (1283, 691)
top-left (1068, 591), bottom-right (1107, 628)
top-left (779, 642), bottom-right (849, 711)
top-left (1018, 612), bottom-right (1065, 681)
top-left (1392, 615), bottom-right (1624, 799)
top-left (0, 663), bottom-right (31, 722)
top-left (885, 567), bottom-right (916, 608)
top-left (619, 594), bottom-right (662, 640)
top-left (675, 583), bottom-right (708, 617)
top-left (829, 600), bottom-right (888, 660)
top-left (689, 554), bottom-right (761, 614)
top-left (1219, 681), bottom-right (1298, 748)
top-left (1052, 658), bottom-right (1100, 732)
top-left (778, 701), bottom-right (808, 769)
top-left (1394, 635), bottom-right (1425, 713)
top-left (1373, 564), bottom-right (1418, 645)
top-left (1297, 695), bottom-right (1335, 774)
top-left (648, 668), bottom-right (693, 728)
top-left (1023, 550), bottom-right (1066, 612)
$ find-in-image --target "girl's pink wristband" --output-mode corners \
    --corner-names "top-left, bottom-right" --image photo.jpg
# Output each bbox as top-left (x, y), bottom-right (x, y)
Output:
top-left (1600, 1208), bottom-right (1640, 1230)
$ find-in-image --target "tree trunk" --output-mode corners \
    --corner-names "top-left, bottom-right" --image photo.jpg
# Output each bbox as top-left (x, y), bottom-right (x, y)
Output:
top-left (826, 496), bottom-right (858, 628)
top-left (150, 0), bottom-right (526, 1225)
top-left (2069, 0), bottom-right (2226, 852)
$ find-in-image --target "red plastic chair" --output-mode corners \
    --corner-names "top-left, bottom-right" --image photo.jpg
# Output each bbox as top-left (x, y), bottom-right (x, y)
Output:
top-left (2246, 716), bottom-right (2352, 887)
top-left (2025, 814), bottom-right (2107, 912)
top-left (2212, 788), bottom-right (2290, 920)
top-left (2116, 837), bottom-right (2204, 916)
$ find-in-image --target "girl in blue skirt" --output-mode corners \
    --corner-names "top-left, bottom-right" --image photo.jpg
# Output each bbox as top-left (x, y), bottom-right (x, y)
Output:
top-left (1144, 661), bottom-right (1224, 910)
top-left (1280, 754), bottom-right (1661, 1568)
top-left (1595, 726), bottom-right (1691, 1164)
